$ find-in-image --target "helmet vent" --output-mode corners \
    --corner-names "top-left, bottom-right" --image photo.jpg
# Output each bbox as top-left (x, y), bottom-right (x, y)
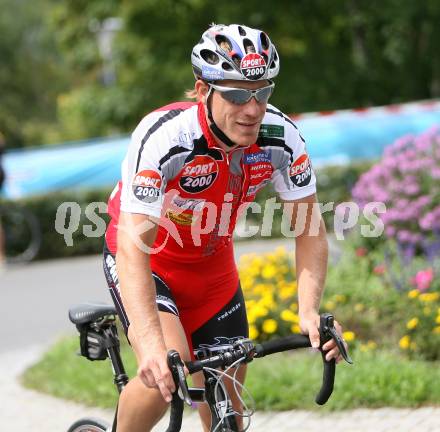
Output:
top-left (215, 35), bottom-right (232, 52)
top-left (200, 49), bottom-right (219, 65)
top-left (231, 54), bottom-right (241, 68)
top-left (243, 38), bottom-right (256, 54)
top-left (260, 32), bottom-right (269, 50)
top-left (238, 26), bottom-right (247, 36)
top-left (222, 62), bottom-right (233, 71)
top-left (198, 38), bottom-right (204, 44)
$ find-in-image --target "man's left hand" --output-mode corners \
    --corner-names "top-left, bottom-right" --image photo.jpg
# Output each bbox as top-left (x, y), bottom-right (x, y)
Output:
top-left (299, 313), bottom-right (346, 364)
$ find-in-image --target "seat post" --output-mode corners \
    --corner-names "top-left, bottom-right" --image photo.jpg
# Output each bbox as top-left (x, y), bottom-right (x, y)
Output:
top-left (104, 326), bottom-right (129, 394)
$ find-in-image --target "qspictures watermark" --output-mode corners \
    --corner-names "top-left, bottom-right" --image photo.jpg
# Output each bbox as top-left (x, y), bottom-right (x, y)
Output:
top-left (54, 191), bottom-right (386, 254)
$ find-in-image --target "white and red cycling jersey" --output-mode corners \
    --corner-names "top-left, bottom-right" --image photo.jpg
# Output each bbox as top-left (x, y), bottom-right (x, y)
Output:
top-left (106, 101), bottom-right (316, 262)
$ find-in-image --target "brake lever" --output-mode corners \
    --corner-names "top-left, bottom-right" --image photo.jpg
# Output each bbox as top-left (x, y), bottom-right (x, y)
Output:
top-left (167, 350), bottom-right (193, 406)
top-left (319, 313), bottom-right (353, 365)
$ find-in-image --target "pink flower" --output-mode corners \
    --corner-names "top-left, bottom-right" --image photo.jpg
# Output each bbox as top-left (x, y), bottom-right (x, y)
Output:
top-left (373, 264), bottom-right (386, 275)
top-left (356, 247), bottom-right (368, 257)
top-left (411, 268), bottom-right (434, 292)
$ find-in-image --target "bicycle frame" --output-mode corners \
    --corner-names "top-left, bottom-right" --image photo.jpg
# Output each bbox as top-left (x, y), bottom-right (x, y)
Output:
top-left (69, 304), bottom-right (352, 432)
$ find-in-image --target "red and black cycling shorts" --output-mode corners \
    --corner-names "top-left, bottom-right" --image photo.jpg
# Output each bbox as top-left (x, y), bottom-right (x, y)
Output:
top-left (103, 242), bottom-right (248, 359)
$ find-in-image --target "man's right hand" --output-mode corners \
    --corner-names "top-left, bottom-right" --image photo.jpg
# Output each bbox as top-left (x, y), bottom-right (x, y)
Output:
top-left (137, 344), bottom-right (176, 403)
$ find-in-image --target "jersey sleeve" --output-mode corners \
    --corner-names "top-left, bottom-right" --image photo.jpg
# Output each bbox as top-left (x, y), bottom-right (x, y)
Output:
top-left (270, 119), bottom-right (317, 201)
top-left (120, 114), bottom-right (168, 218)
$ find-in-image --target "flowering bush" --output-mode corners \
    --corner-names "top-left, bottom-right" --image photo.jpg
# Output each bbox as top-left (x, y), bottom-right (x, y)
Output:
top-left (352, 126), bottom-right (440, 255)
top-left (239, 247), bottom-right (356, 348)
top-left (397, 266), bottom-right (440, 360)
top-left (239, 247), bottom-right (301, 342)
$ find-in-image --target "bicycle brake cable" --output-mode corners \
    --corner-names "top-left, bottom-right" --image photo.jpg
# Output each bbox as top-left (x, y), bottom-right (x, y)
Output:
top-left (203, 355), bottom-right (255, 432)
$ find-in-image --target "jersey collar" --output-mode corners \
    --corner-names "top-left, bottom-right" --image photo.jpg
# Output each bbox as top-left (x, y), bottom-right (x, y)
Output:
top-left (197, 102), bottom-right (219, 149)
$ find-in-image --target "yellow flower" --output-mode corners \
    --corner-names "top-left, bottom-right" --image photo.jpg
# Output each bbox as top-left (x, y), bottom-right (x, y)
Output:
top-left (324, 301), bottom-right (336, 310)
top-left (333, 294), bottom-right (347, 303)
top-left (279, 265), bottom-right (290, 275)
top-left (274, 246), bottom-right (287, 257)
top-left (289, 302), bottom-right (298, 312)
top-left (360, 340), bottom-right (377, 352)
top-left (399, 335), bottom-right (411, 349)
top-left (253, 304), bottom-right (269, 318)
top-left (249, 325), bottom-right (259, 340)
top-left (419, 293), bottom-right (440, 303)
top-left (291, 324), bottom-right (301, 333)
top-left (280, 309), bottom-right (299, 323)
top-left (367, 340), bottom-right (377, 350)
top-left (408, 289), bottom-right (419, 299)
top-left (279, 281), bottom-right (297, 300)
top-left (262, 319), bottom-right (278, 334)
top-left (241, 275), bottom-right (254, 291)
top-left (342, 331), bottom-right (355, 342)
top-left (436, 315), bottom-right (440, 325)
top-left (262, 264), bottom-right (277, 279)
top-left (354, 303), bottom-right (365, 312)
top-left (246, 310), bottom-right (257, 325)
top-left (424, 307), bottom-right (432, 316)
top-left (406, 318), bottom-right (419, 330)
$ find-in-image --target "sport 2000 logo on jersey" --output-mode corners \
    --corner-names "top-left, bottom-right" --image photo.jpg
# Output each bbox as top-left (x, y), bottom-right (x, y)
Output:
top-left (179, 155), bottom-right (219, 193)
top-left (240, 53), bottom-right (267, 80)
top-left (289, 154), bottom-right (312, 187)
top-left (132, 169), bottom-right (162, 203)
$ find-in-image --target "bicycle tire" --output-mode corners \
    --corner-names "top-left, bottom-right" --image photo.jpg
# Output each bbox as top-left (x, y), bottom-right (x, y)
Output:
top-left (0, 202), bottom-right (41, 264)
top-left (67, 417), bottom-right (110, 432)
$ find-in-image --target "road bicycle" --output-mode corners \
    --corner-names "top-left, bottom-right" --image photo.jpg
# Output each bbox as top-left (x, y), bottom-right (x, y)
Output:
top-left (67, 302), bottom-right (352, 432)
top-left (0, 200), bottom-right (41, 264)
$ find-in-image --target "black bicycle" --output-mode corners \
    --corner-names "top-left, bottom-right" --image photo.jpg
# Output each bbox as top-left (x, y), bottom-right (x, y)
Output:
top-left (67, 302), bottom-right (352, 432)
top-left (0, 200), bottom-right (41, 264)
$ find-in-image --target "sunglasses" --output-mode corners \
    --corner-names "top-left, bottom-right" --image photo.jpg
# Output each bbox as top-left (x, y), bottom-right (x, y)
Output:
top-left (209, 81), bottom-right (275, 105)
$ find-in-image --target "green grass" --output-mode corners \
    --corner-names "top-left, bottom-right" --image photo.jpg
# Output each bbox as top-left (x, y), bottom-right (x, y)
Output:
top-left (21, 336), bottom-right (440, 411)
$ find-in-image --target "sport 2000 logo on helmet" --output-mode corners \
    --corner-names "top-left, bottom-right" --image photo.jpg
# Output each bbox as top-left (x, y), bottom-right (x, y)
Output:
top-left (132, 169), bottom-right (162, 203)
top-left (179, 155), bottom-right (219, 193)
top-left (289, 154), bottom-right (312, 187)
top-left (240, 53), bottom-right (267, 80)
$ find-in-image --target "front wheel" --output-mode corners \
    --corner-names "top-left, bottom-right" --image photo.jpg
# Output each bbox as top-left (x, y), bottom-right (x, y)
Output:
top-left (67, 417), bottom-right (110, 432)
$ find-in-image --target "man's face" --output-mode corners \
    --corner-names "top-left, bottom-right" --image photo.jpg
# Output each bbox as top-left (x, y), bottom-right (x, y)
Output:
top-left (205, 79), bottom-right (271, 150)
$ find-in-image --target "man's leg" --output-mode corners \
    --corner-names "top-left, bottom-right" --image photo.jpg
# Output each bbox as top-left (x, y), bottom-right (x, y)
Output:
top-left (186, 285), bottom-right (249, 432)
top-left (116, 311), bottom-right (191, 432)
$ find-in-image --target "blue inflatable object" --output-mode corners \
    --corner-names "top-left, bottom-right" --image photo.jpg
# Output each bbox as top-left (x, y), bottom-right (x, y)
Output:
top-left (2, 101), bottom-right (440, 199)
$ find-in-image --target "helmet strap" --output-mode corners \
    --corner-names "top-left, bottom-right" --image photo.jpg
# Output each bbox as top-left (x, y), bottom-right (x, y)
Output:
top-left (206, 86), bottom-right (237, 149)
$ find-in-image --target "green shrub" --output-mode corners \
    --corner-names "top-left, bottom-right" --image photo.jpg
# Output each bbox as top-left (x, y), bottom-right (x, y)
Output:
top-left (2, 188), bottom-right (112, 260)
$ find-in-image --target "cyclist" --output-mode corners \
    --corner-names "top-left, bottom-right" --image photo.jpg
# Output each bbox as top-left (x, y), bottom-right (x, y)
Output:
top-left (104, 23), bottom-right (345, 432)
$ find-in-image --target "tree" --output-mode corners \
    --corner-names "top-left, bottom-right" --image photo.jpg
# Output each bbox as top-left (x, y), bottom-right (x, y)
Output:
top-left (0, 0), bottom-right (68, 147)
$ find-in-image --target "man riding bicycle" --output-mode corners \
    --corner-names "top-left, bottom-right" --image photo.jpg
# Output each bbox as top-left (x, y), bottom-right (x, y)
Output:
top-left (104, 23), bottom-right (345, 432)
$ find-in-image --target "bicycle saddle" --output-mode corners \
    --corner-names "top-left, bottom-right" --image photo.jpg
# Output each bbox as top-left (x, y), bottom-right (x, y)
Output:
top-left (68, 302), bottom-right (117, 325)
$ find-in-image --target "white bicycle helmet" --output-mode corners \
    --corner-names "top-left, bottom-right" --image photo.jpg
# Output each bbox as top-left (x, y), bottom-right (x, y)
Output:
top-left (191, 23), bottom-right (280, 82)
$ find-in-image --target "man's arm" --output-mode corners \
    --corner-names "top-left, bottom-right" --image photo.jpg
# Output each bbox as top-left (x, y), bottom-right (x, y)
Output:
top-left (116, 211), bottom-right (175, 401)
top-left (286, 193), bottom-right (344, 361)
